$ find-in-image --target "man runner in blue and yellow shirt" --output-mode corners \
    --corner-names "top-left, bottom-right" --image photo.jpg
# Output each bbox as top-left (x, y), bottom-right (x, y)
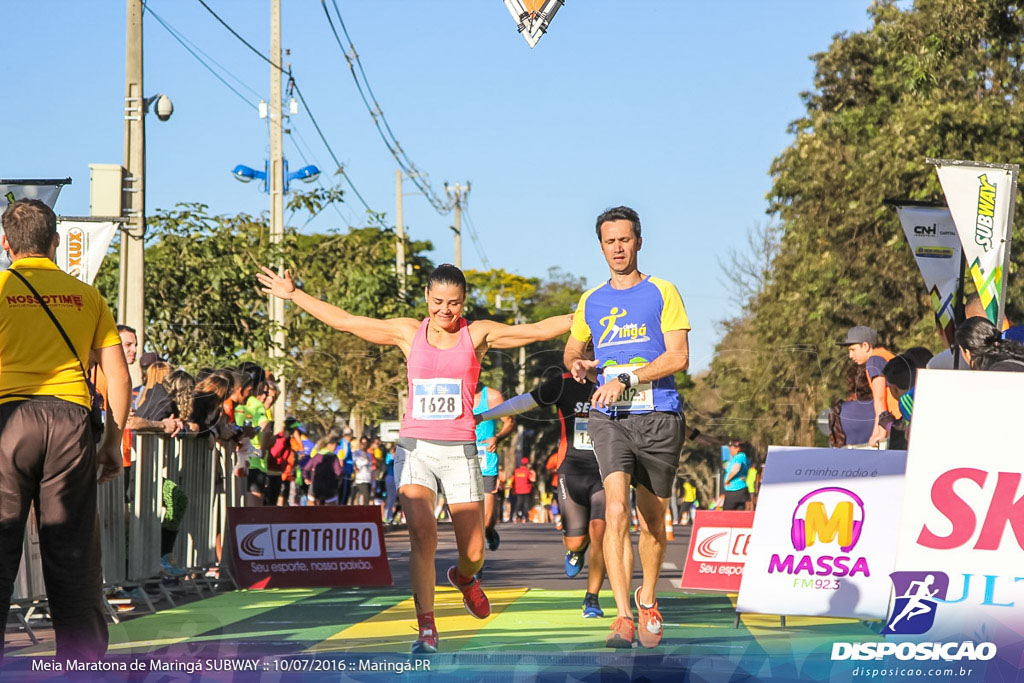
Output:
top-left (563, 205), bottom-right (690, 650)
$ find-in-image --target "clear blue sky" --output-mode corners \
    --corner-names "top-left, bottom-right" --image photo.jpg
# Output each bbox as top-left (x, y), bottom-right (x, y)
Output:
top-left (7, 1), bottom-right (875, 372)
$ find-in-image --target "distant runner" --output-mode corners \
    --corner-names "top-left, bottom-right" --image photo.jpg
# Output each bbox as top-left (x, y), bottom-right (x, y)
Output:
top-left (474, 385), bottom-right (514, 551)
top-left (258, 263), bottom-right (571, 654)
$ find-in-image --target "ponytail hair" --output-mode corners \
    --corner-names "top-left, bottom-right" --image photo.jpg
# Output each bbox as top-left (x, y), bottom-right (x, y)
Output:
top-left (955, 316), bottom-right (1024, 369)
top-left (426, 263), bottom-right (467, 294)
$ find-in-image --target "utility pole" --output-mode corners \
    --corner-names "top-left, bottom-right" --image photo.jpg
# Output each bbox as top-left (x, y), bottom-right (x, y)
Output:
top-left (269, 0), bottom-right (287, 428)
top-left (445, 182), bottom-right (469, 268)
top-left (121, 0), bottom-right (146, 386)
top-left (395, 170), bottom-right (406, 298)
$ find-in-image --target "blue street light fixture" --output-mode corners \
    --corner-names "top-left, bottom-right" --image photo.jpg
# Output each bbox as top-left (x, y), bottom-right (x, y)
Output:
top-left (230, 160), bottom-right (320, 194)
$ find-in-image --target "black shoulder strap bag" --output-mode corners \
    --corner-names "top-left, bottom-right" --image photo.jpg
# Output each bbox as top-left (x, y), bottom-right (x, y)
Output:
top-left (7, 268), bottom-right (106, 442)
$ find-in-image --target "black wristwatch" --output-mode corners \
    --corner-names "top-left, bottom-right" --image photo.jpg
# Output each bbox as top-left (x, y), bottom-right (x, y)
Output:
top-left (617, 373), bottom-right (632, 389)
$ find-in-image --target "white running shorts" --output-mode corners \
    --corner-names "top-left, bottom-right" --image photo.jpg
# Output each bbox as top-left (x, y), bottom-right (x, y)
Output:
top-left (395, 437), bottom-right (483, 504)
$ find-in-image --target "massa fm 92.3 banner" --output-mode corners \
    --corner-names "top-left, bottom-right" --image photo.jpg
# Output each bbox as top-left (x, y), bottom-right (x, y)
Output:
top-left (736, 447), bottom-right (907, 620)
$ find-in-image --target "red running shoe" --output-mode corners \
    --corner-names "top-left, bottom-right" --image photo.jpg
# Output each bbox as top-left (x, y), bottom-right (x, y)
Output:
top-left (447, 565), bottom-right (491, 618)
top-left (411, 623), bottom-right (438, 654)
top-left (606, 615), bottom-right (635, 648)
top-left (634, 586), bottom-right (664, 648)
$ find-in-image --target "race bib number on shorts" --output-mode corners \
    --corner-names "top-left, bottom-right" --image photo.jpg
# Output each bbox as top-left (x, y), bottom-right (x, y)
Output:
top-left (412, 378), bottom-right (463, 420)
top-left (573, 417), bottom-right (594, 451)
top-left (602, 363), bottom-right (653, 412)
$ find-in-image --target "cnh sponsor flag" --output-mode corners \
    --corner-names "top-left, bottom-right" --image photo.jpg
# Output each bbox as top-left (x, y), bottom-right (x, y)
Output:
top-left (931, 159), bottom-right (1018, 324)
top-left (895, 205), bottom-right (962, 346)
top-left (888, 369), bottom-right (1024, 676)
top-left (736, 447), bottom-right (907, 620)
top-left (55, 219), bottom-right (119, 285)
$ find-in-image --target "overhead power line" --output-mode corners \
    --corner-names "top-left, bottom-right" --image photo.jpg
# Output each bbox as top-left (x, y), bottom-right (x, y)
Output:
top-left (194, 0), bottom-right (387, 228)
top-left (322, 0), bottom-right (455, 215)
top-left (461, 201), bottom-right (491, 269)
top-left (145, 4), bottom-right (260, 110)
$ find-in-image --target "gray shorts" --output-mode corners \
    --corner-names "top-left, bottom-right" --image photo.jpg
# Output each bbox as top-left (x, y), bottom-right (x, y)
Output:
top-left (395, 437), bottom-right (483, 504)
top-left (587, 411), bottom-right (685, 499)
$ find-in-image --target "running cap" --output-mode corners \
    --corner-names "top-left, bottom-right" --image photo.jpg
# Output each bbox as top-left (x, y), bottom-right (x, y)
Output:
top-left (520, 457), bottom-right (529, 465)
top-left (837, 325), bottom-right (877, 346)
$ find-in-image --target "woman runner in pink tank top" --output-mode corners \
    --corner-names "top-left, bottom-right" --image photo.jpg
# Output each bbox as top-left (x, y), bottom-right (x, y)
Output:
top-left (258, 263), bottom-right (571, 654)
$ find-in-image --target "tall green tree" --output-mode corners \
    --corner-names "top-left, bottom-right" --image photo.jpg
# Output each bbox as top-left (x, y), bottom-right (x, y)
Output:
top-left (695, 0), bottom-right (1024, 458)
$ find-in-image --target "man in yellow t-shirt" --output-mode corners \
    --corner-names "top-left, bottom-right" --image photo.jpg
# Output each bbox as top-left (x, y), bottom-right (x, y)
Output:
top-left (0, 200), bottom-right (130, 663)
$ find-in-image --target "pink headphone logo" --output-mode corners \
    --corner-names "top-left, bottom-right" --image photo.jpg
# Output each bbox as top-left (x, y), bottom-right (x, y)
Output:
top-left (790, 487), bottom-right (865, 553)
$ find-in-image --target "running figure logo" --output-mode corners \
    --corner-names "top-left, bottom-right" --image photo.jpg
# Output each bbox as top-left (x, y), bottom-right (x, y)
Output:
top-left (881, 571), bottom-right (950, 635)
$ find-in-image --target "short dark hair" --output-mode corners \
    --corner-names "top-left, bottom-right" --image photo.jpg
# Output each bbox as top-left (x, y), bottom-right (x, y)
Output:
top-left (2, 200), bottom-right (57, 255)
top-left (117, 324), bottom-right (137, 335)
top-left (595, 206), bottom-right (641, 241)
top-left (882, 355), bottom-right (916, 392)
top-left (237, 360), bottom-right (266, 393)
top-left (426, 263), bottom-right (467, 293)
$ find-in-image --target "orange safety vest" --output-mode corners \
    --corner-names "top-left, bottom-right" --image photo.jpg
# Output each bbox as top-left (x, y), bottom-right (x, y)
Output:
top-left (866, 347), bottom-right (902, 420)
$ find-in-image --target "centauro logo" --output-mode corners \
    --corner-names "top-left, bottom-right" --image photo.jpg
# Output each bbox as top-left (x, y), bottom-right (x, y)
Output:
top-left (975, 174), bottom-right (997, 252)
top-left (597, 307), bottom-right (649, 348)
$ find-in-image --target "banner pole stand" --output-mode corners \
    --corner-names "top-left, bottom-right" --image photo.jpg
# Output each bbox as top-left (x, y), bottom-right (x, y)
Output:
top-left (953, 252), bottom-right (966, 369)
top-left (734, 611), bottom-right (741, 629)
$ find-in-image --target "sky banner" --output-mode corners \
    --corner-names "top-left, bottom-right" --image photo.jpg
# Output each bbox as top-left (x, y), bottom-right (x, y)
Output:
top-left (55, 219), bottom-right (119, 285)
top-left (0, 178), bottom-right (71, 271)
top-left (888, 369), bottom-right (1024, 681)
top-left (931, 160), bottom-right (1017, 325)
top-left (895, 205), bottom-right (962, 346)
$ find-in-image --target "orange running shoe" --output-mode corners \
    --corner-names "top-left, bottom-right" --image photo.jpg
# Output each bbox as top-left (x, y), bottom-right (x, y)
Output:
top-left (606, 615), bottom-right (635, 648)
top-left (447, 566), bottom-right (491, 618)
top-left (634, 586), bottom-right (664, 648)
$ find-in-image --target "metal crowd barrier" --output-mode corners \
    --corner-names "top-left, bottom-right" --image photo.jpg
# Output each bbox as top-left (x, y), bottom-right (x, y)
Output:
top-left (10, 432), bottom-right (225, 615)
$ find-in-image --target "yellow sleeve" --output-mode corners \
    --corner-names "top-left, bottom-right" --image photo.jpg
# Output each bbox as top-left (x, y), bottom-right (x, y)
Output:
top-left (650, 277), bottom-right (690, 332)
top-left (91, 292), bottom-right (122, 350)
top-left (569, 287), bottom-right (598, 343)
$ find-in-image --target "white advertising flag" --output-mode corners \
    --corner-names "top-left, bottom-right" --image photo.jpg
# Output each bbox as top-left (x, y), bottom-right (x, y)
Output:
top-left (895, 205), bottom-right (962, 346)
top-left (933, 160), bottom-right (1017, 324)
top-left (55, 219), bottom-right (119, 285)
top-left (0, 178), bottom-right (71, 271)
top-left (736, 447), bottom-right (907, 620)
top-left (886, 370), bottom-right (1024, 664)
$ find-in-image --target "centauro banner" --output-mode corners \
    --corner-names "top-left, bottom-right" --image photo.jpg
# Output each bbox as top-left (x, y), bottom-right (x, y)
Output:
top-left (735, 446), bottom-right (907, 620)
top-left (895, 205), bottom-right (962, 346)
top-left (932, 161), bottom-right (1017, 324)
top-left (55, 219), bottom-right (119, 285)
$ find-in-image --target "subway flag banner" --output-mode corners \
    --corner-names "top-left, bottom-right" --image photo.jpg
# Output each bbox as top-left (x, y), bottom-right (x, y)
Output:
top-left (895, 205), bottom-right (962, 346)
top-left (736, 447), bottom-right (907, 620)
top-left (227, 506), bottom-right (392, 589)
top-left (55, 219), bottom-right (119, 285)
top-left (887, 370), bottom-right (1024, 678)
top-left (932, 160), bottom-right (1018, 325)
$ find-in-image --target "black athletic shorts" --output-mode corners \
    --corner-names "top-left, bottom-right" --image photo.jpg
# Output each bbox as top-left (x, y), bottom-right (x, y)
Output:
top-left (247, 468), bottom-right (268, 495)
top-left (723, 488), bottom-right (750, 511)
top-left (587, 410), bottom-right (685, 499)
top-left (481, 474), bottom-right (499, 494)
top-left (557, 459), bottom-right (605, 537)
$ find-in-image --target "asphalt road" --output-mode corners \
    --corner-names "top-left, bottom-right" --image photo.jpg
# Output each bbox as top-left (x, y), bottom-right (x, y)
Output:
top-left (384, 519), bottom-right (695, 595)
